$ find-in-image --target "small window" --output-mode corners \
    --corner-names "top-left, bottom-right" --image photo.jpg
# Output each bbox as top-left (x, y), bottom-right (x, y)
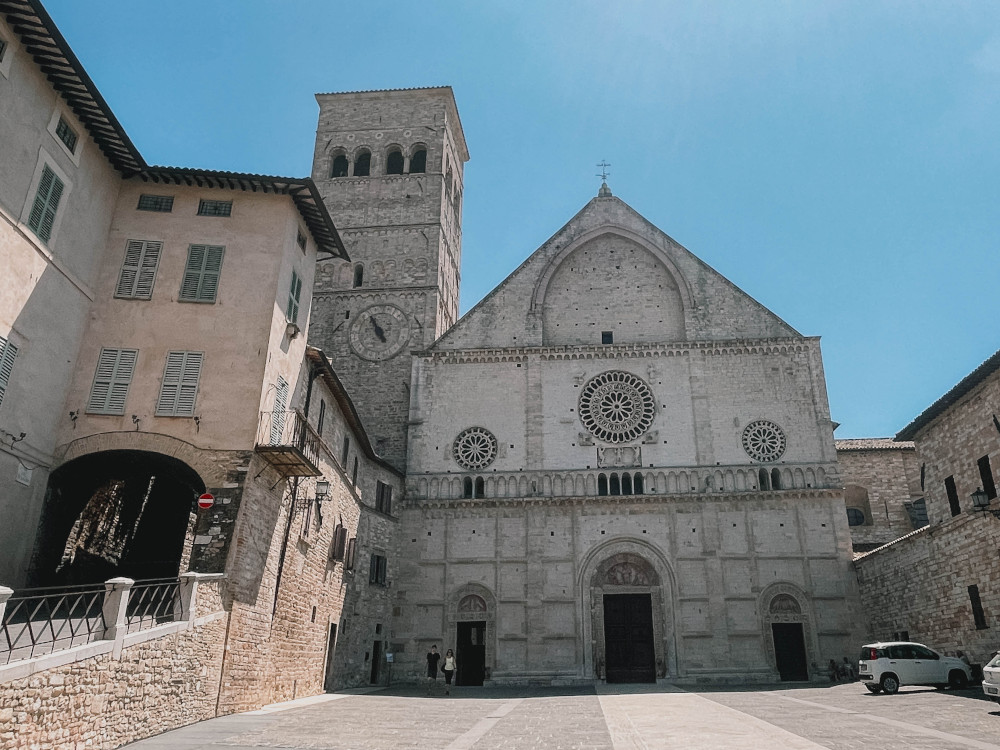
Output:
top-left (137, 194), bottom-right (174, 212)
top-left (369, 554), bottom-right (387, 586)
top-left (156, 351), bottom-right (203, 416)
top-left (296, 229), bottom-right (307, 250)
top-left (598, 474), bottom-right (608, 496)
top-left (27, 165), bottom-right (64, 244)
top-left (386, 150), bottom-right (404, 175)
top-left (771, 468), bottom-right (782, 490)
top-left (846, 508), bottom-right (866, 526)
top-left (375, 481), bottom-right (393, 514)
top-left (409, 149), bottom-right (427, 174)
top-left (331, 154), bottom-right (349, 178)
top-left (286, 270), bottom-right (302, 323)
top-left (610, 474), bottom-right (621, 496)
top-left (317, 399), bottom-right (326, 437)
top-left (354, 151), bottom-right (371, 177)
top-left (758, 468), bottom-right (770, 491)
top-left (601, 331), bottom-right (613, 345)
top-left (197, 199), bottom-right (232, 217)
top-left (945, 475), bottom-right (961, 517)
top-left (55, 116), bottom-right (78, 154)
top-left (622, 473), bottom-right (633, 495)
top-left (474, 477), bottom-right (485, 498)
top-left (87, 347), bottom-right (138, 415)
top-left (633, 473), bottom-right (644, 494)
top-left (331, 523), bottom-right (347, 561)
top-left (179, 245), bottom-right (225, 303)
top-left (0, 335), bottom-right (19, 408)
top-left (345, 538), bottom-right (356, 571)
top-left (342, 435), bottom-right (350, 466)
top-left (463, 477), bottom-right (473, 499)
top-left (970, 584), bottom-right (989, 630)
top-left (979, 455), bottom-right (997, 500)
top-left (115, 240), bottom-right (162, 300)
top-left (353, 264), bottom-right (364, 288)
top-left (352, 456), bottom-right (359, 486)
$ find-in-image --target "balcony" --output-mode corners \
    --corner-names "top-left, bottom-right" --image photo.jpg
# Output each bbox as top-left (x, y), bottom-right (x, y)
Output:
top-left (255, 410), bottom-right (322, 477)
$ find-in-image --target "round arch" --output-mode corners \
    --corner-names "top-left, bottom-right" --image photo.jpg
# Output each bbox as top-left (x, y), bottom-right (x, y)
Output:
top-left (759, 581), bottom-right (817, 680)
top-left (577, 537), bottom-right (677, 681)
top-left (446, 582), bottom-right (497, 681)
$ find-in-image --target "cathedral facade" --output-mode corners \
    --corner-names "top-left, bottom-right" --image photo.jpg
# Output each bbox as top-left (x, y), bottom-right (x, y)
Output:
top-left (308, 88), bottom-right (863, 684)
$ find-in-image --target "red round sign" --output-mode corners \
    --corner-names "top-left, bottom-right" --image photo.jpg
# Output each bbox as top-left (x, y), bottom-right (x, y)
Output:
top-left (197, 493), bottom-right (214, 510)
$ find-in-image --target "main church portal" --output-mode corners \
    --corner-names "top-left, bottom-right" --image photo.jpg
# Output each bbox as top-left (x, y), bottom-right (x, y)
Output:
top-left (603, 593), bottom-right (656, 683)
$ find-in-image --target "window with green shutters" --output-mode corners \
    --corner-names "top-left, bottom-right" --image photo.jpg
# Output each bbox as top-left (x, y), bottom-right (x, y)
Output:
top-left (27, 165), bottom-right (64, 244)
top-left (286, 270), bottom-right (302, 323)
top-left (156, 351), bottom-right (203, 416)
top-left (179, 244), bottom-right (224, 302)
top-left (270, 376), bottom-right (289, 444)
top-left (87, 348), bottom-right (138, 415)
top-left (0, 335), bottom-right (19, 409)
top-left (115, 240), bottom-right (163, 300)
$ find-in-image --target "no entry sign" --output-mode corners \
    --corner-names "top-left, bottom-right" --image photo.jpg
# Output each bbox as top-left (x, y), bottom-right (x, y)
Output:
top-left (197, 493), bottom-right (215, 510)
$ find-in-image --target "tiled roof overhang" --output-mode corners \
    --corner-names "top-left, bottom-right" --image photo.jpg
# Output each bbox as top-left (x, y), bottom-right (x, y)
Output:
top-left (2, 0), bottom-right (145, 173)
top-left (835, 438), bottom-right (915, 451)
top-left (3, 1), bottom-right (347, 260)
top-left (134, 168), bottom-right (347, 259)
top-left (896, 347), bottom-right (1000, 441)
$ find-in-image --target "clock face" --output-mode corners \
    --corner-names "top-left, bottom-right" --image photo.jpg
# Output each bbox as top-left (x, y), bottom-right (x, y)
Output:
top-left (349, 304), bottom-right (410, 361)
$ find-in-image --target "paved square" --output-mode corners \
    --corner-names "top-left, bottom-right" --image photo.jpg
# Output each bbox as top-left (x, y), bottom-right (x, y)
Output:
top-left (122, 683), bottom-right (1000, 750)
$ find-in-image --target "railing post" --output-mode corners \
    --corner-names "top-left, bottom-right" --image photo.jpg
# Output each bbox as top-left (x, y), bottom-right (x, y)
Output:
top-left (178, 572), bottom-right (201, 629)
top-left (102, 577), bottom-right (133, 657)
top-left (0, 586), bottom-right (12, 625)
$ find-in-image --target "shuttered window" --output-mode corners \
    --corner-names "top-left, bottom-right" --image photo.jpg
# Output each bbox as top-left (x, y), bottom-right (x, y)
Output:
top-left (115, 240), bottom-right (162, 299)
top-left (179, 244), bottom-right (224, 302)
top-left (0, 335), bottom-right (19, 408)
top-left (156, 351), bottom-right (203, 416)
top-left (286, 270), bottom-right (302, 323)
top-left (27, 165), bottom-right (64, 244)
top-left (375, 481), bottom-right (392, 515)
top-left (270, 376), bottom-right (288, 443)
top-left (87, 348), bottom-right (137, 415)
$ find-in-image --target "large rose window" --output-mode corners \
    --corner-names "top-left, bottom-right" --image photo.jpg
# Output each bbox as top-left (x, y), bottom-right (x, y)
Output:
top-left (578, 371), bottom-right (655, 444)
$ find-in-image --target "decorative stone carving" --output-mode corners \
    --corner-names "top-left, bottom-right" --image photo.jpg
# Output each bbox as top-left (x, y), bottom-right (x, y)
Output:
top-left (579, 371), bottom-right (655, 444)
top-left (742, 420), bottom-right (787, 462)
top-left (453, 427), bottom-right (498, 470)
top-left (458, 594), bottom-right (487, 612)
top-left (769, 593), bottom-right (801, 614)
top-left (605, 561), bottom-right (653, 587)
top-left (596, 446), bottom-right (642, 468)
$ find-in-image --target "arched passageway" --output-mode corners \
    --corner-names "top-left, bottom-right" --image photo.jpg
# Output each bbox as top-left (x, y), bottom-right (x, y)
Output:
top-left (30, 450), bottom-right (205, 585)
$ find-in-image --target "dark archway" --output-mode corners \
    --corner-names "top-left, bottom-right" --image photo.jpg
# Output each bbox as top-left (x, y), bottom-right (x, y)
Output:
top-left (30, 450), bottom-right (205, 585)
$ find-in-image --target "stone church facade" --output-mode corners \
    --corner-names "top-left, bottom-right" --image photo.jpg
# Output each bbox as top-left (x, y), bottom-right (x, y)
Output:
top-left (308, 88), bottom-right (864, 684)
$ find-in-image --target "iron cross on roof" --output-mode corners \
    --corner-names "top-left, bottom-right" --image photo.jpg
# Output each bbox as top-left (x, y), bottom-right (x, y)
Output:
top-left (596, 160), bottom-right (611, 181)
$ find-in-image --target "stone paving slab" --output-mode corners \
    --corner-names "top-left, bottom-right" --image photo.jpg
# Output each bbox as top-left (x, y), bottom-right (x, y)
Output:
top-left (121, 682), bottom-right (1000, 750)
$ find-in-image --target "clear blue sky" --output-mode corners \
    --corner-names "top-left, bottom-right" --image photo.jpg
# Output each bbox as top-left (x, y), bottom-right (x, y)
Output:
top-left (45, 0), bottom-right (1000, 439)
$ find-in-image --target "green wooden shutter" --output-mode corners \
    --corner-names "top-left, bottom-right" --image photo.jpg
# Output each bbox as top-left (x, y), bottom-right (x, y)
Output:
top-left (270, 377), bottom-right (288, 443)
top-left (87, 348), bottom-right (137, 414)
top-left (157, 351), bottom-right (203, 416)
top-left (115, 240), bottom-right (162, 299)
top-left (179, 245), bottom-right (224, 302)
top-left (286, 270), bottom-right (301, 322)
top-left (0, 336), bottom-right (19, 408)
top-left (27, 166), bottom-right (64, 243)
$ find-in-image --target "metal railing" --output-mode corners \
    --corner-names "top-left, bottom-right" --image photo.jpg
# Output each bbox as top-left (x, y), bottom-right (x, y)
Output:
top-left (255, 409), bottom-right (322, 474)
top-left (124, 578), bottom-right (181, 633)
top-left (1, 582), bottom-right (107, 664)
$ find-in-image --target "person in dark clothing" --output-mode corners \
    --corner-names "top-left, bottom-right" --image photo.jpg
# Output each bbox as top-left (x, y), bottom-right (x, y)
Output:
top-left (426, 645), bottom-right (441, 694)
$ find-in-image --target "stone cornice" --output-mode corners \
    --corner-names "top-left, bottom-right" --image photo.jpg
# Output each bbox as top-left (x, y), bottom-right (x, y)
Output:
top-left (415, 337), bottom-right (817, 365)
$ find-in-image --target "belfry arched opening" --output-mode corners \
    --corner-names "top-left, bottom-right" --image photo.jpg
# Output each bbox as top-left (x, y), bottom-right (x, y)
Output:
top-left (30, 450), bottom-right (204, 585)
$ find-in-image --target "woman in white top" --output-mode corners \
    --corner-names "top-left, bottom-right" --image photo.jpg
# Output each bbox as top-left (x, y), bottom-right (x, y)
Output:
top-left (442, 649), bottom-right (457, 694)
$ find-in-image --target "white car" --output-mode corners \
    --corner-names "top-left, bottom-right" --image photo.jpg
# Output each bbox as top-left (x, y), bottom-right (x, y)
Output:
top-left (858, 642), bottom-right (972, 694)
top-left (982, 653), bottom-right (1000, 703)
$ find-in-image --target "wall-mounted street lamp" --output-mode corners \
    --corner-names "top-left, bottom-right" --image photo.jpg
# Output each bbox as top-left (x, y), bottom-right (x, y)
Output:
top-left (316, 479), bottom-right (330, 501)
top-left (970, 487), bottom-right (1000, 518)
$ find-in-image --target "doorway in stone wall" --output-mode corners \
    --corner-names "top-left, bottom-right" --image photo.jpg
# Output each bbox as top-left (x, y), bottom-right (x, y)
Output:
top-left (772, 623), bottom-right (808, 681)
top-left (603, 593), bottom-right (656, 683)
top-left (323, 624), bottom-right (338, 692)
top-left (370, 640), bottom-right (383, 684)
top-left (457, 621), bottom-right (486, 686)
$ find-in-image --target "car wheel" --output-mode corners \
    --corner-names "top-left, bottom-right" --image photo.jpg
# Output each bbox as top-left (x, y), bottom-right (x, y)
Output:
top-left (880, 674), bottom-right (899, 694)
top-left (865, 683), bottom-right (881, 694)
top-left (948, 671), bottom-right (969, 689)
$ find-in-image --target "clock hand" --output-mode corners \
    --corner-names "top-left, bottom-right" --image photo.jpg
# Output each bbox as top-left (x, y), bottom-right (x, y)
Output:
top-left (370, 316), bottom-right (386, 342)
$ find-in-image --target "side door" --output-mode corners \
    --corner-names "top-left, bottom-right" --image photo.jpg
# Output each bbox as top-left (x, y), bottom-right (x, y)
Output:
top-left (885, 644), bottom-right (918, 684)
top-left (911, 645), bottom-right (945, 684)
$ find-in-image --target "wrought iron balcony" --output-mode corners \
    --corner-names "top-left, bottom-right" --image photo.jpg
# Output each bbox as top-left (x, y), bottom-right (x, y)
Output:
top-left (255, 409), bottom-right (322, 477)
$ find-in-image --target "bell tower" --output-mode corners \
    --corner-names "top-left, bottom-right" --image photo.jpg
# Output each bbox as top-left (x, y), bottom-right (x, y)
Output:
top-left (309, 87), bottom-right (469, 471)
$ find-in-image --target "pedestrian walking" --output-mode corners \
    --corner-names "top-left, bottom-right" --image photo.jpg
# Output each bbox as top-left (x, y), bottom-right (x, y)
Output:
top-left (426, 645), bottom-right (441, 694)
top-left (828, 659), bottom-right (839, 682)
top-left (442, 648), bottom-right (457, 695)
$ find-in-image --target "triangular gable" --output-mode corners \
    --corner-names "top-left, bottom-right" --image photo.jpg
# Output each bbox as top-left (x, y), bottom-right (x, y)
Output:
top-left (432, 194), bottom-right (799, 351)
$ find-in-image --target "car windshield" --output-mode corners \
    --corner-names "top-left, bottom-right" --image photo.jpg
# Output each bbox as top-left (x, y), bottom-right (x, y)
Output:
top-left (987, 654), bottom-right (1000, 668)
